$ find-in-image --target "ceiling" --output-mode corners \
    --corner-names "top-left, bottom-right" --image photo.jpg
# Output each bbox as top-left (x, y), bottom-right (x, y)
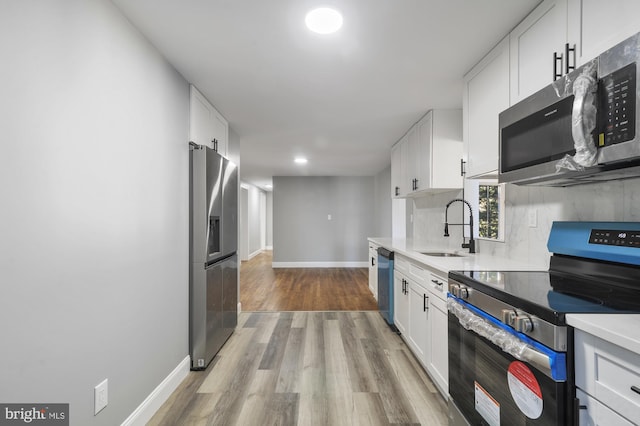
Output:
top-left (111, 0), bottom-right (540, 190)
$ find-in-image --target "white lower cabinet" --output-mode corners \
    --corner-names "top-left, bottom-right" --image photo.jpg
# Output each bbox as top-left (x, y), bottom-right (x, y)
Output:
top-left (368, 242), bottom-right (378, 300)
top-left (575, 329), bottom-right (640, 425)
top-left (577, 389), bottom-right (633, 426)
top-left (394, 254), bottom-right (449, 398)
top-left (408, 280), bottom-right (430, 364)
top-left (393, 269), bottom-right (409, 336)
top-left (426, 271), bottom-right (449, 397)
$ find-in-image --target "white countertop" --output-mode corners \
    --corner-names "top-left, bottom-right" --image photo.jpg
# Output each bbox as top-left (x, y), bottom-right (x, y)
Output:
top-left (371, 237), bottom-right (640, 355)
top-left (567, 314), bottom-right (640, 354)
top-left (369, 237), bottom-right (545, 273)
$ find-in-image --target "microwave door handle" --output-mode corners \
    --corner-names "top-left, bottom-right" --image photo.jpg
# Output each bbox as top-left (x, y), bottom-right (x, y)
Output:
top-left (570, 67), bottom-right (598, 167)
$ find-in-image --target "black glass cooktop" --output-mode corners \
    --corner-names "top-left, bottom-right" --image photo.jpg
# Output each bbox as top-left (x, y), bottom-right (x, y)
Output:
top-left (449, 269), bottom-right (640, 324)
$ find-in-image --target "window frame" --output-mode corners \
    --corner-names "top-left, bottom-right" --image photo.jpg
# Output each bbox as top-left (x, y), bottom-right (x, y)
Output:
top-left (475, 180), bottom-right (505, 242)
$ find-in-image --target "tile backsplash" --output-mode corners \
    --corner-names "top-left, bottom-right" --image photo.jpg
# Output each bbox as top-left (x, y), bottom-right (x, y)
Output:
top-left (411, 177), bottom-right (640, 268)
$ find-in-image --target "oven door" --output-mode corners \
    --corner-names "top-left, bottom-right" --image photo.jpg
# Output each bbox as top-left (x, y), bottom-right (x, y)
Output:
top-left (448, 297), bottom-right (573, 425)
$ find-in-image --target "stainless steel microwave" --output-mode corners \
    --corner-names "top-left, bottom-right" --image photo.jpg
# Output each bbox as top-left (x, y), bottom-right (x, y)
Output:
top-left (499, 32), bottom-right (640, 186)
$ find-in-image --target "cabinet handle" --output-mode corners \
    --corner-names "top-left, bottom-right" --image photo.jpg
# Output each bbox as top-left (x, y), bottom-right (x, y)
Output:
top-left (212, 138), bottom-right (218, 152)
top-left (395, 186), bottom-right (399, 196)
top-left (431, 279), bottom-right (444, 287)
top-left (631, 385), bottom-right (640, 395)
top-left (414, 178), bottom-right (418, 190)
top-left (423, 294), bottom-right (429, 311)
top-left (460, 159), bottom-right (466, 177)
top-left (371, 258), bottom-right (375, 267)
top-left (553, 51), bottom-right (563, 81)
top-left (565, 43), bottom-right (576, 75)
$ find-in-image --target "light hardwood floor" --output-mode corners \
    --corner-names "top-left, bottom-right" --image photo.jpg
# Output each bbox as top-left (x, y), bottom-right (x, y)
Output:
top-left (149, 252), bottom-right (448, 425)
top-left (149, 311), bottom-right (448, 425)
top-left (240, 251), bottom-right (378, 311)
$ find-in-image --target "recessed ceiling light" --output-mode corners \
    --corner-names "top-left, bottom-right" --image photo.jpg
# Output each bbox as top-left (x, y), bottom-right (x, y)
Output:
top-left (294, 157), bottom-right (308, 164)
top-left (305, 8), bottom-right (343, 34)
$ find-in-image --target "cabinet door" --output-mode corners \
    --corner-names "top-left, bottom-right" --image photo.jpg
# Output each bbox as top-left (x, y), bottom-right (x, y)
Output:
top-left (390, 142), bottom-right (402, 198)
top-left (408, 282), bottom-right (430, 366)
top-left (368, 246), bottom-right (378, 300)
top-left (431, 110), bottom-right (463, 189)
top-left (211, 108), bottom-right (228, 157)
top-left (464, 36), bottom-right (510, 178)
top-left (428, 295), bottom-right (449, 397)
top-left (393, 272), bottom-right (408, 335)
top-left (414, 113), bottom-right (431, 192)
top-left (510, 0), bottom-right (568, 104)
top-left (391, 137), bottom-right (409, 198)
top-left (190, 86), bottom-right (214, 147)
top-left (568, 0), bottom-right (640, 66)
top-left (190, 85), bottom-right (229, 156)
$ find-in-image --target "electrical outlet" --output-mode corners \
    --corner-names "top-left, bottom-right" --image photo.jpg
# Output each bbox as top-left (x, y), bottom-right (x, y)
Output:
top-left (94, 379), bottom-right (108, 415)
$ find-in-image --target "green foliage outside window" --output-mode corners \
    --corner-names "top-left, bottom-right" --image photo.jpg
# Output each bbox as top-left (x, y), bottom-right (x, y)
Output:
top-left (478, 184), bottom-right (500, 239)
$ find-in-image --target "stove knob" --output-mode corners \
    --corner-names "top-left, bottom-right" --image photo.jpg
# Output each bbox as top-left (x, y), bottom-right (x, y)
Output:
top-left (459, 286), bottom-right (471, 300)
top-left (449, 283), bottom-right (460, 297)
top-left (515, 315), bottom-right (534, 333)
top-left (501, 309), bottom-right (517, 326)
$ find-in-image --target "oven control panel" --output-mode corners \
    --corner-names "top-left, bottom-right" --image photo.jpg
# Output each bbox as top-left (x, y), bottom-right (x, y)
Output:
top-left (589, 228), bottom-right (640, 247)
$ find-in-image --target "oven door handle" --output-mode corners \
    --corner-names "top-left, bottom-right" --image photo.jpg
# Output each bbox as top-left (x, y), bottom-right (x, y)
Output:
top-left (448, 297), bottom-right (566, 382)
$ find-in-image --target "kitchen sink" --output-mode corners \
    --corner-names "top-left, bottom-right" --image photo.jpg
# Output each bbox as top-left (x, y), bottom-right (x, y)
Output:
top-left (419, 251), bottom-right (466, 257)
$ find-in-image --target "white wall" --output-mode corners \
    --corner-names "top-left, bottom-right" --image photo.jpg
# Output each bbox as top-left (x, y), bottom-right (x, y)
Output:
top-left (266, 191), bottom-right (274, 249)
top-left (411, 178), bottom-right (640, 268)
top-left (240, 182), bottom-right (267, 259)
top-left (0, 1), bottom-right (190, 425)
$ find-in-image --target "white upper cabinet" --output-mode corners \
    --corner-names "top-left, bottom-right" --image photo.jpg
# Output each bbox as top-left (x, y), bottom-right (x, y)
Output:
top-left (391, 135), bottom-right (408, 198)
top-left (428, 110), bottom-right (463, 191)
top-left (391, 110), bottom-right (463, 197)
top-left (509, 0), bottom-right (568, 104)
top-left (568, 0), bottom-right (640, 66)
top-left (463, 36), bottom-right (510, 178)
top-left (189, 85), bottom-right (229, 157)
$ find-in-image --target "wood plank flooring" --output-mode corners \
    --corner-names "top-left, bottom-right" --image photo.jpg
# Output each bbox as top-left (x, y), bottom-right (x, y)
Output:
top-left (149, 311), bottom-right (448, 425)
top-left (240, 251), bottom-right (378, 311)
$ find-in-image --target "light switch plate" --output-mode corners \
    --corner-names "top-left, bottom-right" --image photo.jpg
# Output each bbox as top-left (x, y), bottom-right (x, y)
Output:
top-left (94, 379), bottom-right (108, 415)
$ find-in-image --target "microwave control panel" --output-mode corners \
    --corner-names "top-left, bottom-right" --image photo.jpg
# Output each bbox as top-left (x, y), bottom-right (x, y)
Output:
top-left (599, 62), bottom-right (636, 146)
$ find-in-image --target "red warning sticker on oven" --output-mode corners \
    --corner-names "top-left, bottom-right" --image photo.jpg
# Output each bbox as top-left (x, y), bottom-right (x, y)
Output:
top-left (507, 361), bottom-right (543, 419)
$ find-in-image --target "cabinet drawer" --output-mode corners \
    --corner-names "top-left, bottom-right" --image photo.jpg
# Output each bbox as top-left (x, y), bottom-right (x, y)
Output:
top-left (409, 261), bottom-right (428, 283)
top-left (577, 388), bottom-right (634, 426)
top-left (428, 272), bottom-right (448, 301)
top-left (576, 330), bottom-right (640, 425)
top-left (395, 256), bottom-right (411, 275)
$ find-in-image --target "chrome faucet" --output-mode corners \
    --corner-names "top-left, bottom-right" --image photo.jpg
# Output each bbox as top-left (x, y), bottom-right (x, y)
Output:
top-left (444, 198), bottom-right (476, 254)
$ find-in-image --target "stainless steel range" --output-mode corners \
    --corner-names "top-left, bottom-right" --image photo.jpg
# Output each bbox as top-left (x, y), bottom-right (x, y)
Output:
top-left (447, 221), bottom-right (640, 425)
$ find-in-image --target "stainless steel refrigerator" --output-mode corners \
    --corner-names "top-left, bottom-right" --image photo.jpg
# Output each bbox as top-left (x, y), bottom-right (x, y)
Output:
top-left (189, 144), bottom-right (238, 370)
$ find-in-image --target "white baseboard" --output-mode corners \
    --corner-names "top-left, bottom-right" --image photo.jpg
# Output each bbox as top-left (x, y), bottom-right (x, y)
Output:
top-left (272, 261), bottom-right (368, 268)
top-left (265, 245), bottom-right (273, 250)
top-left (248, 249), bottom-right (262, 260)
top-left (121, 355), bottom-right (190, 426)
top-left (237, 301), bottom-right (242, 314)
